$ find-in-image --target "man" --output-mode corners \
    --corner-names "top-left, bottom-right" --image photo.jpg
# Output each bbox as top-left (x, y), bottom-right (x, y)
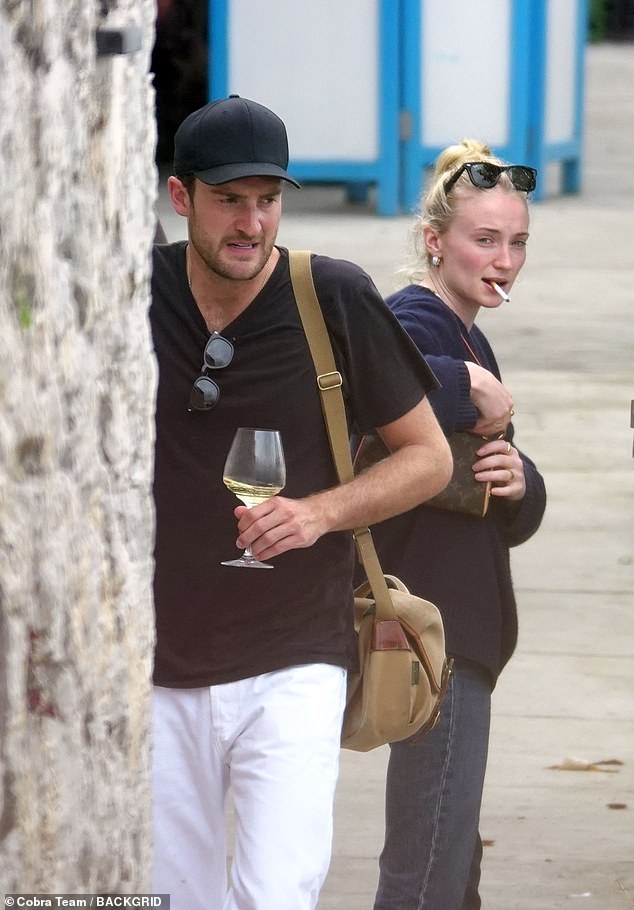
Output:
top-left (150, 95), bottom-right (452, 910)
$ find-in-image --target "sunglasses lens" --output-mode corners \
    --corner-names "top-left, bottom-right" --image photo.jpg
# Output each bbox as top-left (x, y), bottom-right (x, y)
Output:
top-left (508, 166), bottom-right (536, 192)
top-left (204, 333), bottom-right (234, 369)
top-left (470, 163), bottom-right (501, 188)
top-left (189, 376), bottom-right (220, 411)
top-left (188, 333), bottom-right (233, 412)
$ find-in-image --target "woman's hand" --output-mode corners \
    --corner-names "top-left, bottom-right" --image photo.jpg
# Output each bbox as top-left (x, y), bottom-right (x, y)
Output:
top-left (472, 437), bottom-right (526, 501)
top-left (466, 362), bottom-right (514, 436)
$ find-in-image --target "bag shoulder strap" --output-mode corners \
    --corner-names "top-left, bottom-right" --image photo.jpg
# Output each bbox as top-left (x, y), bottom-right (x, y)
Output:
top-left (287, 249), bottom-right (394, 615)
top-left (287, 250), bottom-right (352, 482)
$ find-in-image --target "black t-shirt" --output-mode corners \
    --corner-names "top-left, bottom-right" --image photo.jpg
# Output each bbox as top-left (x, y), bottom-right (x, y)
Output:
top-left (150, 243), bottom-right (437, 687)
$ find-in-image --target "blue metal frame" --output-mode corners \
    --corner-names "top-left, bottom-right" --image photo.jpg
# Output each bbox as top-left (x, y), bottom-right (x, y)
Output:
top-left (208, 0), bottom-right (586, 213)
top-left (526, 0), bottom-right (587, 200)
top-left (509, 0), bottom-right (534, 164)
top-left (208, 0), bottom-right (401, 215)
top-left (399, 0), bottom-right (422, 213)
top-left (208, 0), bottom-right (229, 97)
top-left (400, 0), bottom-right (534, 213)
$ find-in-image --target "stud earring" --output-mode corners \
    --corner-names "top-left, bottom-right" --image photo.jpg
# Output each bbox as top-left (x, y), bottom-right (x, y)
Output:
top-left (431, 255), bottom-right (442, 268)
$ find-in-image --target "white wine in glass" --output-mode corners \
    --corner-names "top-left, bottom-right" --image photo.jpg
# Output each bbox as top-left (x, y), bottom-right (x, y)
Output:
top-left (221, 427), bottom-right (286, 569)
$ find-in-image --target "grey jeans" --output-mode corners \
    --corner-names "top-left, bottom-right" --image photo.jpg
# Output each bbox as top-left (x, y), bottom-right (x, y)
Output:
top-left (373, 659), bottom-right (492, 910)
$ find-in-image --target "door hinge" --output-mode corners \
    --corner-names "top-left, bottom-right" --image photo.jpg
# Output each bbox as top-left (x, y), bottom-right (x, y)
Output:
top-left (400, 110), bottom-right (412, 142)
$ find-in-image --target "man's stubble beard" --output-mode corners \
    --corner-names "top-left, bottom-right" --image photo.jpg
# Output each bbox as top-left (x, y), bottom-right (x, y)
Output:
top-left (190, 229), bottom-right (277, 285)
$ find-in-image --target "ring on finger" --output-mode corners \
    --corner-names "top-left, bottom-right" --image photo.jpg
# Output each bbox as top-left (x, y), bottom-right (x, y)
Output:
top-left (508, 469), bottom-right (515, 482)
top-left (510, 408), bottom-right (515, 417)
top-left (506, 442), bottom-right (511, 454)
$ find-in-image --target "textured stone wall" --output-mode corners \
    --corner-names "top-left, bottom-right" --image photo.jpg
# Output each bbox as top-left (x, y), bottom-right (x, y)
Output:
top-left (0, 0), bottom-right (157, 892)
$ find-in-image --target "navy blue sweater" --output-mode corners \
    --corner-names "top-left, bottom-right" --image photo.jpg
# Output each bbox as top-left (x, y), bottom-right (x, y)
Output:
top-left (367, 285), bottom-right (546, 682)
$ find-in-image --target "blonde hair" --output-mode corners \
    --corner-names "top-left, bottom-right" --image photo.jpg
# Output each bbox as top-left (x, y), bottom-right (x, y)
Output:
top-left (403, 138), bottom-right (527, 284)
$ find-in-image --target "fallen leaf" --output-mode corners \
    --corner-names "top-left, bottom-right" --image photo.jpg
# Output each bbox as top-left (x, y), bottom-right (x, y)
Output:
top-left (607, 803), bottom-right (628, 810)
top-left (482, 839), bottom-right (495, 847)
top-left (548, 756), bottom-right (622, 772)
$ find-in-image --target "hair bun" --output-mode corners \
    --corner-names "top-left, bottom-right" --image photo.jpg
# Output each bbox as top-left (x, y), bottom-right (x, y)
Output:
top-left (434, 138), bottom-right (493, 179)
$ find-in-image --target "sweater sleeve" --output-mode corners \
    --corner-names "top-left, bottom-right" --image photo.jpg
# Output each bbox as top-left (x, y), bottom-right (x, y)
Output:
top-left (425, 357), bottom-right (479, 431)
top-left (387, 288), bottom-right (479, 433)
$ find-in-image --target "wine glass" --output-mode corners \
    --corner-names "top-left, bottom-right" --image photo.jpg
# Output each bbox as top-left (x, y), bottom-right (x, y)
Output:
top-left (221, 427), bottom-right (286, 569)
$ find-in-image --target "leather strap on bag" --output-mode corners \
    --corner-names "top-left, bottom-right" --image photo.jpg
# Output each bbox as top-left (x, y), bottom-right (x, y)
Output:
top-left (288, 249), bottom-right (396, 620)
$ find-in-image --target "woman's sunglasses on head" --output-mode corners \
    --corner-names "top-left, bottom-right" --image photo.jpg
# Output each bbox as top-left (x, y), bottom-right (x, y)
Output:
top-left (444, 162), bottom-right (537, 195)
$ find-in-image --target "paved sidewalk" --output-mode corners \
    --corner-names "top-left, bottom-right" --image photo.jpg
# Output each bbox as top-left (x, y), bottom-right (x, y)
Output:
top-left (157, 42), bottom-right (634, 910)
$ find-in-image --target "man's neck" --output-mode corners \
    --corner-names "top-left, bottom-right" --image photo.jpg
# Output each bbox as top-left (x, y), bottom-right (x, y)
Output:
top-left (187, 245), bottom-right (279, 333)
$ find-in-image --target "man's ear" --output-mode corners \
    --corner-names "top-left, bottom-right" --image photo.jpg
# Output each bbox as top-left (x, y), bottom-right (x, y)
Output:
top-left (168, 176), bottom-right (191, 217)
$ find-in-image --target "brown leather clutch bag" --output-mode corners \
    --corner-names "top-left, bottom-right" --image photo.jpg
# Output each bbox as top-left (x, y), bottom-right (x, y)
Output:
top-left (353, 432), bottom-right (491, 518)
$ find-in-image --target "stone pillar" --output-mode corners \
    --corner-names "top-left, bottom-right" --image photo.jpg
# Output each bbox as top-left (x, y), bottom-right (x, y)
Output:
top-left (0, 0), bottom-right (157, 893)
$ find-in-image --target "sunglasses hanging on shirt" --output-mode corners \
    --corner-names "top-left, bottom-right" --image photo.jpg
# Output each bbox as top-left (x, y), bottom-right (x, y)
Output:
top-left (188, 332), bottom-right (234, 411)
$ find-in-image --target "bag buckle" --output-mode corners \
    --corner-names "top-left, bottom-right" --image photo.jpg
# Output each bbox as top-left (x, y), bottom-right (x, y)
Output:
top-left (317, 370), bottom-right (343, 391)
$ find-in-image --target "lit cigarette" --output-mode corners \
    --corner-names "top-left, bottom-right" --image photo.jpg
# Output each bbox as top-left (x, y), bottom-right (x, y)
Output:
top-left (490, 281), bottom-right (510, 302)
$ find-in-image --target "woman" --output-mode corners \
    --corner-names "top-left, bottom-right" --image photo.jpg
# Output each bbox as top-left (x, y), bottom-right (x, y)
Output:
top-left (368, 140), bottom-right (547, 910)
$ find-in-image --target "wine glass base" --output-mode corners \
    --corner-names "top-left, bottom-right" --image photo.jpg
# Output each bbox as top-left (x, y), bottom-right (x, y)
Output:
top-left (221, 557), bottom-right (274, 569)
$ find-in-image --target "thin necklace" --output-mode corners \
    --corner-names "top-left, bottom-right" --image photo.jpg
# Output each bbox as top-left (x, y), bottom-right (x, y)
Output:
top-left (459, 330), bottom-right (482, 366)
top-left (424, 280), bottom-right (483, 366)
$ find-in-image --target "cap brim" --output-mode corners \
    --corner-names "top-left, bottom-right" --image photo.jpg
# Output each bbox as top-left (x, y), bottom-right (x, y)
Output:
top-left (193, 162), bottom-right (301, 188)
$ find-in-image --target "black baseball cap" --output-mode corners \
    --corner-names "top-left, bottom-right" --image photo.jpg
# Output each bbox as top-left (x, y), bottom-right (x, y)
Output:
top-left (173, 95), bottom-right (301, 188)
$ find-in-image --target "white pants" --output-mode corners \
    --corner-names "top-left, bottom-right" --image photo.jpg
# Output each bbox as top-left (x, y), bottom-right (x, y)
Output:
top-left (151, 663), bottom-right (347, 910)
